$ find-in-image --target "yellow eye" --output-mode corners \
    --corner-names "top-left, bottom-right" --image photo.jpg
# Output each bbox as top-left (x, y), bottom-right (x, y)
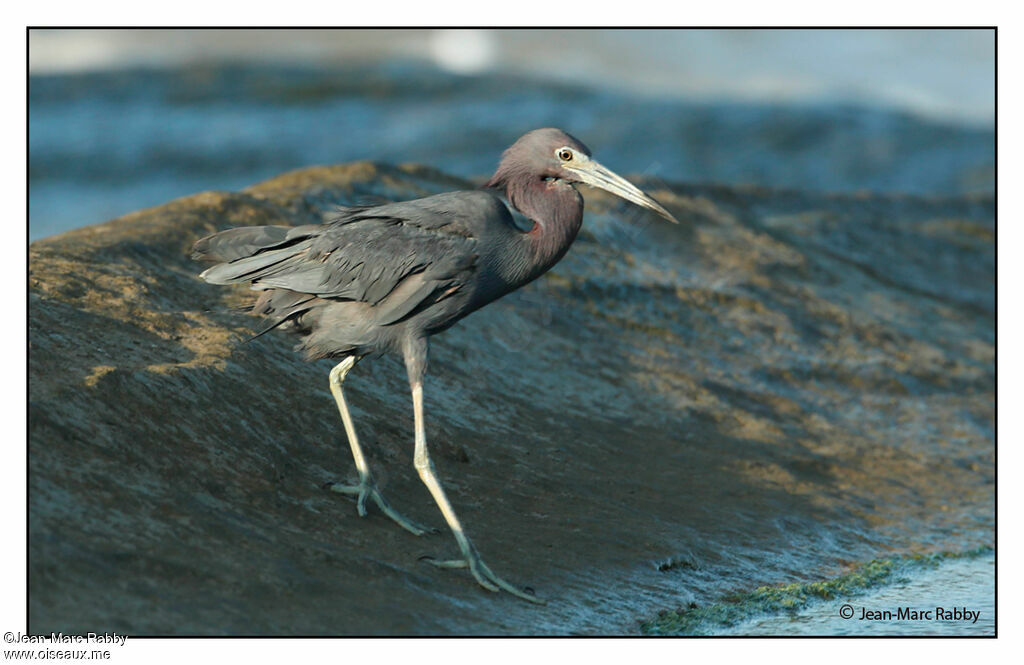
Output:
top-left (557, 148), bottom-right (573, 162)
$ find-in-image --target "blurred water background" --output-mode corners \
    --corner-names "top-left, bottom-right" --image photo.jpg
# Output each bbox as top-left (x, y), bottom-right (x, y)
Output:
top-left (28, 28), bottom-right (994, 241)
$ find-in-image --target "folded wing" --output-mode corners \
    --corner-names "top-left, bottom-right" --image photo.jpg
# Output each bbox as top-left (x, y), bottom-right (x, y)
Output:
top-left (194, 202), bottom-right (479, 330)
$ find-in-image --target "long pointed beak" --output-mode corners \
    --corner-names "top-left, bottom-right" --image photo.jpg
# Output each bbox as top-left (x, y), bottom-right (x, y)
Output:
top-left (567, 158), bottom-right (680, 224)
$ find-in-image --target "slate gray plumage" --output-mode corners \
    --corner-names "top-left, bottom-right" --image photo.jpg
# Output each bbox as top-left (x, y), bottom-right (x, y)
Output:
top-left (193, 128), bottom-right (678, 602)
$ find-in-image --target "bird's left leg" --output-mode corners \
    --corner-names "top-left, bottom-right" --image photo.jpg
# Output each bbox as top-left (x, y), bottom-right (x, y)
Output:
top-left (324, 355), bottom-right (433, 536)
top-left (404, 338), bottom-right (543, 603)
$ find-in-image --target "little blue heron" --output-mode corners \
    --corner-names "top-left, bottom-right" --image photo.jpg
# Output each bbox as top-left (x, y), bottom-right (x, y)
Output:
top-left (193, 128), bottom-right (679, 602)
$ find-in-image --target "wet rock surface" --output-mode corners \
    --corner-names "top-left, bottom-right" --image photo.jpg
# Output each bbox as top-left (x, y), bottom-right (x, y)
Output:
top-left (28, 163), bottom-right (993, 635)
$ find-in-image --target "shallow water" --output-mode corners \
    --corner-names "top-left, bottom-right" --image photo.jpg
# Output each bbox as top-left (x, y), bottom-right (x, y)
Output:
top-left (720, 554), bottom-right (995, 636)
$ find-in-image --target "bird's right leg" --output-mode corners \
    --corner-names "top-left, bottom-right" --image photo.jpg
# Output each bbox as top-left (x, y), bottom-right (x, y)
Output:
top-left (403, 339), bottom-right (543, 603)
top-left (324, 356), bottom-right (432, 536)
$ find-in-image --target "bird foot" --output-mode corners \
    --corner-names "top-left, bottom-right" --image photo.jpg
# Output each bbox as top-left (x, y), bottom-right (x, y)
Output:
top-left (419, 551), bottom-right (545, 604)
top-left (324, 478), bottom-right (435, 536)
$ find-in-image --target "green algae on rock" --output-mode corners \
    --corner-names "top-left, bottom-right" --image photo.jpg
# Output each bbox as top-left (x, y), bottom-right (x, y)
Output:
top-left (640, 546), bottom-right (995, 635)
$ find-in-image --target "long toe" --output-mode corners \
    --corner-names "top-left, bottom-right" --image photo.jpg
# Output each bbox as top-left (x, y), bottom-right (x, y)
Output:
top-left (420, 553), bottom-right (544, 604)
top-left (419, 556), bottom-right (469, 569)
top-left (324, 480), bottom-right (433, 536)
top-left (323, 480), bottom-right (361, 495)
top-left (473, 560), bottom-right (544, 604)
top-left (369, 490), bottom-right (435, 536)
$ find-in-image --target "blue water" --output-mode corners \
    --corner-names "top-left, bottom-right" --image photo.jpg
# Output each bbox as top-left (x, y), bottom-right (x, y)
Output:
top-left (30, 29), bottom-right (995, 125)
top-left (29, 63), bottom-right (994, 241)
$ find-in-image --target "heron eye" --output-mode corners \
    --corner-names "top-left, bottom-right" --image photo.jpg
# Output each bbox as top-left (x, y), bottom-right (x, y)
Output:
top-left (557, 148), bottom-right (573, 162)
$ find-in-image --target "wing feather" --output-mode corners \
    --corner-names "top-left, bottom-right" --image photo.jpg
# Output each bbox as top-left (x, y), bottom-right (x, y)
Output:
top-left (194, 195), bottom-right (483, 326)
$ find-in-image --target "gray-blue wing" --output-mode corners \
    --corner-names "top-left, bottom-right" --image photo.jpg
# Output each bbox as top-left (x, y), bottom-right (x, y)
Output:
top-left (196, 203), bottom-right (479, 326)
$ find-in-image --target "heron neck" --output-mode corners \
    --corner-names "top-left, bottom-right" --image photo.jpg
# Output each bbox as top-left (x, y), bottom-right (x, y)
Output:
top-left (508, 179), bottom-right (584, 284)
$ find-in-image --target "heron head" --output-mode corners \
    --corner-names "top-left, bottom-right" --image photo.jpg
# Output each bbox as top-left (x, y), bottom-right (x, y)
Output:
top-left (496, 128), bottom-right (679, 224)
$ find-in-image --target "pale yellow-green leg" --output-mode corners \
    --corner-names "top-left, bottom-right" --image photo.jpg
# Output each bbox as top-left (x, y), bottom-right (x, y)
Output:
top-left (324, 356), bottom-right (433, 536)
top-left (411, 380), bottom-right (543, 604)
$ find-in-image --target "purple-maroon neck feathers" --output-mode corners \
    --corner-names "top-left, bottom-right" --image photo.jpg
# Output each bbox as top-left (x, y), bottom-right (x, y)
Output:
top-left (484, 129), bottom-right (589, 284)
